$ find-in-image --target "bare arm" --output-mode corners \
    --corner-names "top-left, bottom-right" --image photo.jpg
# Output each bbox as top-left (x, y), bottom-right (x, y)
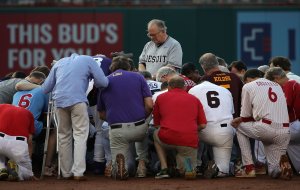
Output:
top-left (231, 117), bottom-right (242, 128)
top-left (198, 124), bottom-right (206, 131)
top-left (144, 97), bottom-right (153, 118)
top-left (138, 63), bottom-right (146, 71)
top-left (15, 79), bottom-right (39, 91)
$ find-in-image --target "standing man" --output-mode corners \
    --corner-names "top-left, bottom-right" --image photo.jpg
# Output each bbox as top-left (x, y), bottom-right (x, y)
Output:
top-left (42, 53), bottom-right (109, 180)
top-left (189, 81), bottom-right (235, 178)
top-left (0, 104), bottom-right (35, 181)
top-left (153, 76), bottom-right (206, 179)
top-left (265, 67), bottom-right (300, 174)
top-left (139, 19), bottom-right (183, 79)
top-left (98, 56), bottom-right (153, 180)
top-left (231, 69), bottom-right (292, 179)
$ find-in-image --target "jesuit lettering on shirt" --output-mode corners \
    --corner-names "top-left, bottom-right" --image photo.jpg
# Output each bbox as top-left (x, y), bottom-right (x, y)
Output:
top-left (146, 55), bottom-right (167, 63)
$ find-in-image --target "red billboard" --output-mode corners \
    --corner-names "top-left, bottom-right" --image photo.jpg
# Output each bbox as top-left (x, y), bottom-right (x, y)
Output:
top-left (0, 13), bottom-right (123, 77)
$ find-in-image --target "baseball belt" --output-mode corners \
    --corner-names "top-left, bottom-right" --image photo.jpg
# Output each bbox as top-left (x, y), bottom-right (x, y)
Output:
top-left (241, 117), bottom-right (289, 127)
top-left (0, 132), bottom-right (26, 141)
top-left (110, 120), bottom-right (145, 130)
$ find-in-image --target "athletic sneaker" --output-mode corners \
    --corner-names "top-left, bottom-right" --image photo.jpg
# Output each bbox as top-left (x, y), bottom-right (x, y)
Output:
top-left (7, 160), bottom-right (19, 181)
top-left (136, 164), bottom-right (147, 178)
top-left (184, 157), bottom-right (196, 179)
top-left (235, 164), bottom-right (256, 178)
top-left (155, 168), bottom-right (170, 179)
top-left (217, 171), bottom-right (229, 178)
top-left (195, 166), bottom-right (203, 176)
top-left (234, 159), bottom-right (243, 176)
top-left (204, 160), bottom-right (219, 179)
top-left (104, 161), bottom-right (112, 178)
top-left (0, 168), bottom-right (8, 180)
top-left (255, 161), bottom-right (267, 175)
top-left (114, 154), bottom-right (128, 180)
top-left (279, 154), bottom-right (293, 180)
top-left (44, 165), bottom-right (58, 177)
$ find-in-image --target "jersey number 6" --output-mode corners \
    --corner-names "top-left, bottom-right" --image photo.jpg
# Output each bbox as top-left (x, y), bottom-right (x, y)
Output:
top-left (268, 87), bottom-right (277, 102)
top-left (206, 91), bottom-right (220, 108)
top-left (18, 94), bottom-right (33, 109)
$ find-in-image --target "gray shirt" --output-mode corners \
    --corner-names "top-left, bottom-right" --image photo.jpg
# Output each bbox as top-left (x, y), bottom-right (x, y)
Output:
top-left (0, 78), bottom-right (23, 104)
top-left (139, 36), bottom-right (183, 76)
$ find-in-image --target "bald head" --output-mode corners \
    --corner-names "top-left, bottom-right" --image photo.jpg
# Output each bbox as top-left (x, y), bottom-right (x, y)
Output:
top-left (199, 53), bottom-right (219, 73)
top-left (168, 75), bottom-right (185, 90)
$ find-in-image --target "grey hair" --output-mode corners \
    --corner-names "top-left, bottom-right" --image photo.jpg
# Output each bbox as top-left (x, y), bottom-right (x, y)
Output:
top-left (148, 19), bottom-right (167, 32)
top-left (218, 65), bottom-right (230, 73)
top-left (156, 66), bottom-right (176, 82)
top-left (264, 67), bottom-right (286, 81)
top-left (257, 65), bottom-right (270, 74)
top-left (199, 53), bottom-right (219, 72)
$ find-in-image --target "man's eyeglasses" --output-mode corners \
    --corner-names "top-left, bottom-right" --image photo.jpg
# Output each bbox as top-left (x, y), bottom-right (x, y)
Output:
top-left (147, 31), bottom-right (162, 38)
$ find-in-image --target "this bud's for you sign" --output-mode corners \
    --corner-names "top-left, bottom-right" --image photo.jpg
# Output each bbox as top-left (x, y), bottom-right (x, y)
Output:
top-left (0, 13), bottom-right (123, 76)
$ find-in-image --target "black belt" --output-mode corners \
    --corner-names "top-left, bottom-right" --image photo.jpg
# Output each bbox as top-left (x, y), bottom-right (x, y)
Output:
top-left (221, 123), bottom-right (227, 127)
top-left (110, 120), bottom-right (145, 130)
top-left (0, 133), bottom-right (26, 141)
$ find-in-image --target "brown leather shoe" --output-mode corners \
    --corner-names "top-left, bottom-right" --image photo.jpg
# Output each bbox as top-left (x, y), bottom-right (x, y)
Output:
top-left (73, 176), bottom-right (87, 181)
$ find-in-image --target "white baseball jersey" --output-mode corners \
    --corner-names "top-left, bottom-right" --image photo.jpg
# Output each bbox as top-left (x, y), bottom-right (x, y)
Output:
top-left (237, 78), bottom-right (290, 175)
top-left (189, 81), bottom-right (234, 123)
top-left (241, 78), bottom-right (289, 123)
top-left (189, 81), bottom-right (235, 174)
top-left (147, 80), bottom-right (162, 95)
top-left (139, 36), bottom-right (182, 76)
top-left (152, 90), bottom-right (167, 104)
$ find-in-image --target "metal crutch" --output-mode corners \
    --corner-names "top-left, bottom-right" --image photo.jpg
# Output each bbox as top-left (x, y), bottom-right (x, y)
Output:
top-left (40, 95), bottom-right (54, 179)
top-left (52, 107), bottom-right (61, 179)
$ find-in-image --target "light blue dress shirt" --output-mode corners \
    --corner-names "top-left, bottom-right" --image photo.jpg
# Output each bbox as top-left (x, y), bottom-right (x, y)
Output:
top-left (42, 53), bottom-right (108, 108)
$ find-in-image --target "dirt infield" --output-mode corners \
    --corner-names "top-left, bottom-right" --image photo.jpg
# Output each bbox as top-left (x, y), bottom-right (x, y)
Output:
top-left (1, 175), bottom-right (299, 190)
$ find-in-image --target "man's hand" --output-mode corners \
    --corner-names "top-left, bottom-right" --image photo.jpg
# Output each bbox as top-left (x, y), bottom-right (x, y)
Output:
top-left (231, 117), bottom-right (242, 128)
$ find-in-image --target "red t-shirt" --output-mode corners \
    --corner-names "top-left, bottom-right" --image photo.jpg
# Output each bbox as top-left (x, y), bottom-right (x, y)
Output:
top-left (282, 80), bottom-right (300, 122)
top-left (153, 88), bottom-right (207, 148)
top-left (0, 104), bottom-right (35, 138)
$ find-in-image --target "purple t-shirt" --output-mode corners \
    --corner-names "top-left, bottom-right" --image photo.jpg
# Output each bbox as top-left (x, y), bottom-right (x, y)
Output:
top-left (97, 69), bottom-right (152, 125)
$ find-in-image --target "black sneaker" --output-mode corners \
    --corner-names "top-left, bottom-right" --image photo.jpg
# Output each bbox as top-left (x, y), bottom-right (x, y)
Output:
top-left (204, 160), bottom-right (219, 179)
top-left (155, 168), bottom-right (170, 179)
top-left (0, 168), bottom-right (8, 180)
